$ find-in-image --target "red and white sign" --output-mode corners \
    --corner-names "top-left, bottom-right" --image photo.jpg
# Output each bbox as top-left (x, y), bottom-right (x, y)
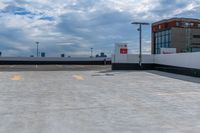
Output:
top-left (120, 48), bottom-right (128, 54)
top-left (115, 43), bottom-right (128, 57)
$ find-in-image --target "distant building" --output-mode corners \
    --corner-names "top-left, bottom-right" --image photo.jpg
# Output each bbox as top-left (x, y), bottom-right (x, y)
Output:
top-left (41, 52), bottom-right (45, 57)
top-left (100, 52), bottom-right (107, 57)
top-left (61, 54), bottom-right (65, 58)
top-left (96, 52), bottom-right (107, 58)
top-left (152, 18), bottom-right (200, 54)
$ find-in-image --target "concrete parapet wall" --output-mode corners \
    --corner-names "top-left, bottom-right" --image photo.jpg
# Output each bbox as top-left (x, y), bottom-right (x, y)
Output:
top-left (0, 57), bottom-right (111, 65)
top-left (0, 57), bottom-right (110, 61)
top-left (154, 52), bottom-right (200, 69)
top-left (112, 52), bottom-right (200, 77)
top-left (112, 54), bottom-right (154, 64)
top-left (112, 52), bottom-right (200, 69)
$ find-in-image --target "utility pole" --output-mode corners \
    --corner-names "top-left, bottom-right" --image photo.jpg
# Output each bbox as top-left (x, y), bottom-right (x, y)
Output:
top-left (131, 22), bottom-right (149, 68)
top-left (36, 42), bottom-right (39, 57)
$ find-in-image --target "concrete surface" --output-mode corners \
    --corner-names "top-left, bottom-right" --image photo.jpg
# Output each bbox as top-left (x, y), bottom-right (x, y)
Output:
top-left (0, 67), bottom-right (200, 133)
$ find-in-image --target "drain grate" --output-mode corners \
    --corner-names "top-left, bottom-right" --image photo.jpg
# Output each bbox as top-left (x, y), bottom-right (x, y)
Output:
top-left (91, 74), bottom-right (101, 76)
top-left (105, 74), bottom-right (114, 76)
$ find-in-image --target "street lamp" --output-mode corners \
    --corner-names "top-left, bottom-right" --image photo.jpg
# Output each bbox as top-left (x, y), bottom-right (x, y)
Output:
top-left (35, 42), bottom-right (39, 57)
top-left (131, 22), bottom-right (149, 68)
top-left (90, 48), bottom-right (93, 58)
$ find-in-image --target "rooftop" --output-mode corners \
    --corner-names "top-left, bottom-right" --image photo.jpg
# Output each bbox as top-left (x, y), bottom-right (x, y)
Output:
top-left (0, 65), bottom-right (200, 132)
top-left (153, 17), bottom-right (200, 25)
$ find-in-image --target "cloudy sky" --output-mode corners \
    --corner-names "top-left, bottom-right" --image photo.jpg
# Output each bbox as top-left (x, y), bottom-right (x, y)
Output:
top-left (0, 0), bottom-right (200, 57)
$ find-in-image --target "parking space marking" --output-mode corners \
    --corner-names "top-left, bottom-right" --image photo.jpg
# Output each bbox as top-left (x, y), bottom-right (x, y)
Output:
top-left (10, 75), bottom-right (23, 81)
top-left (73, 75), bottom-right (84, 80)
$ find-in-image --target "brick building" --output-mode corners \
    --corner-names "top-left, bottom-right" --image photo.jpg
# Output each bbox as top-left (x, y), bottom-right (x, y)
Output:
top-left (152, 18), bottom-right (200, 54)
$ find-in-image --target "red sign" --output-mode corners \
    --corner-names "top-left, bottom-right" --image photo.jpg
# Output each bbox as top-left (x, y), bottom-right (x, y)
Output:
top-left (120, 48), bottom-right (128, 54)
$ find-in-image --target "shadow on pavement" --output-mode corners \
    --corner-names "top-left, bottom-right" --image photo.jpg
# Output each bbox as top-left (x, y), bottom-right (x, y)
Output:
top-left (147, 70), bottom-right (200, 84)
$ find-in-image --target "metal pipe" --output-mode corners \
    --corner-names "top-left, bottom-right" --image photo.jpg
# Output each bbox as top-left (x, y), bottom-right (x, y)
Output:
top-left (139, 24), bottom-right (142, 67)
top-left (36, 42), bottom-right (39, 57)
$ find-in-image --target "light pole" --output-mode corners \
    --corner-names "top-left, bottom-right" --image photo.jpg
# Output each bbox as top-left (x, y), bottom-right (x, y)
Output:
top-left (131, 22), bottom-right (149, 68)
top-left (36, 42), bottom-right (39, 57)
top-left (90, 48), bottom-right (93, 58)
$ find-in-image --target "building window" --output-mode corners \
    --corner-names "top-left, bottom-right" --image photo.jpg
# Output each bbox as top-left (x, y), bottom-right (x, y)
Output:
top-left (191, 48), bottom-right (200, 52)
top-left (166, 30), bottom-right (169, 34)
top-left (154, 29), bottom-right (171, 54)
top-left (155, 37), bottom-right (158, 44)
top-left (185, 22), bottom-right (189, 27)
top-left (166, 35), bottom-right (169, 42)
top-left (158, 37), bottom-right (161, 44)
top-left (155, 33), bottom-right (158, 37)
top-left (193, 35), bottom-right (200, 38)
top-left (176, 22), bottom-right (180, 26)
top-left (198, 24), bottom-right (200, 28)
top-left (162, 36), bottom-right (165, 44)
top-left (192, 43), bottom-right (200, 45)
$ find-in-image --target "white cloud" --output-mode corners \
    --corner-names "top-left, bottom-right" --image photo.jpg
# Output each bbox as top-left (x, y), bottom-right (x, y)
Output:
top-left (0, 1), bottom-right (7, 9)
top-left (172, 2), bottom-right (200, 16)
top-left (0, 0), bottom-right (200, 56)
top-left (105, 0), bottom-right (159, 13)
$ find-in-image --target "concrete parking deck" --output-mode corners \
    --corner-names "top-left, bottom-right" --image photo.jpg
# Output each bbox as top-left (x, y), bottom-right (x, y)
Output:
top-left (0, 66), bottom-right (200, 133)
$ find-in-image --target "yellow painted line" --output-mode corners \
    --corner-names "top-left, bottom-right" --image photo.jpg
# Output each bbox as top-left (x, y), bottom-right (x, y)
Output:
top-left (73, 75), bottom-right (84, 80)
top-left (10, 75), bottom-right (23, 81)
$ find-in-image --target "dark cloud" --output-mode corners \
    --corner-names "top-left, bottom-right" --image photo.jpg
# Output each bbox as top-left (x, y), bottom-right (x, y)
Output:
top-left (2, 5), bottom-right (32, 15)
top-left (39, 16), bottom-right (54, 21)
top-left (56, 10), bottom-right (138, 50)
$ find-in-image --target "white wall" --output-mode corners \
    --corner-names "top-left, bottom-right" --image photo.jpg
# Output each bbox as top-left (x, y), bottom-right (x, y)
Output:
top-left (154, 52), bottom-right (200, 69)
top-left (112, 52), bottom-right (200, 69)
top-left (112, 54), bottom-right (154, 63)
